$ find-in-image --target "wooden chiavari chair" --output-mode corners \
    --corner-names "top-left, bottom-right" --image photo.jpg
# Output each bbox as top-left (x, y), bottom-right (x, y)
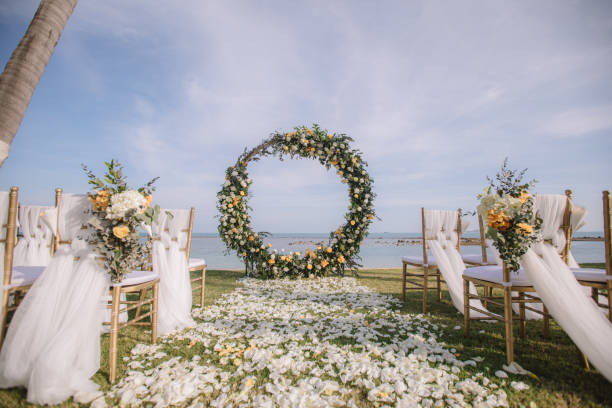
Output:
top-left (462, 214), bottom-right (499, 266)
top-left (463, 193), bottom-right (576, 364)
top-left (186, 207), bottom-right (206, 309)
top-left (0, 187), bottom-right (48, 347)
top-left (402, 208), bottom-right (463, 313)
top-left (53, 189), bottom-right (159, 383)
top-left (572, 190), bottom-right (611, 322)
top-left (106, 274), bottom-right (158, 383)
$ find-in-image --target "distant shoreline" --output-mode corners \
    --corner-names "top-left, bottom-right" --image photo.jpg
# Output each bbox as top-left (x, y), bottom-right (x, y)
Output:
top-left (191, 236), bottom-right (604, 243)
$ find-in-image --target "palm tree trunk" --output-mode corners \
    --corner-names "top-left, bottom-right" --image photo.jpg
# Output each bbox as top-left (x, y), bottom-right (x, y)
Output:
top-left (0, 0), bottom-right (78, 168)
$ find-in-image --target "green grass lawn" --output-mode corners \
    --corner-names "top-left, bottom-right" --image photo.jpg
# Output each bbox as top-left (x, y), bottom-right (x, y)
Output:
top-left (357, 267), bottom-right (612, 408)
top-left (0, 266), bottom-right (610, 407)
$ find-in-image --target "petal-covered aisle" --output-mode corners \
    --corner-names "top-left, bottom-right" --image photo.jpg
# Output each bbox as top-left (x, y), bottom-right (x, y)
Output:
top-left (108, 278), bottom-right (513, 407)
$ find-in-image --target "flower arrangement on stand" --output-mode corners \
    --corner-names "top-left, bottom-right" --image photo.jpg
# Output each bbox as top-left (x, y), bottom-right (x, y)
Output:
top-left (217, 124), bottom-right (376, 279)
top-left (477, 159), bottom-right (542, 272)
top-left (83, 160), bottom-right (161, 282)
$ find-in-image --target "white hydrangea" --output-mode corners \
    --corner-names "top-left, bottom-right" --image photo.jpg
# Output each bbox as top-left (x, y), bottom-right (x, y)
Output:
top-left (477, 194), bottom-right (523, 218)
top-left (106, 190), bottom-right (147, 219)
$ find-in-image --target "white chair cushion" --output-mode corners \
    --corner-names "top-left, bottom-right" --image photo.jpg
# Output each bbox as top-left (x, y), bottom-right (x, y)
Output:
top-left (402, 255), bottom-right (436, 266)
top-left (189, 258), bottom-right (206, 269)
top-left (111, 270), bottom-right (159, 287)
top-left (462, 254), bottom-right (498, 266)
top-left (572, 268), bottom-right (610, 283)
top-left (463, 265), bottom-right (533, 287)
top-left (7, 266), bottom-right (45, 288)
top-left (462, 254), bottom-right (484, 265)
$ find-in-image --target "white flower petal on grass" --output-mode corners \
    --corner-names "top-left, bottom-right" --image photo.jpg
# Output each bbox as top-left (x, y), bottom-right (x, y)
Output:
top-left (108, 277), bottom-right (508, 407)
top-left (495, 370), bottom-right (509, 378)
top-left (90, 396), bottom-right (108, 408)
top-left (510, 381), bottom-right (530, 391)
top-left (74, 391), bottom-right (103, 404)
top-left (503, 361), bottom-right (532, 376)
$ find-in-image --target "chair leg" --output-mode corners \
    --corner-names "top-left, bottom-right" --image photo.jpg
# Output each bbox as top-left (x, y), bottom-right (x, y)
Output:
top-left (135, 290), bottom-right (146, 319)
top-left (0, 290), bottom-right (10, 349)
top-left (519, 292), bottom-right (526, 339)
top-left (463, 279), bottom-right (470, 337)
top-left (581, 351), bottom-right (591, 370)
top-left (436, 270), bottom-right (441, 301)
top-left (200, 267), bottom-right (206, 309)
top-left (591, 288), bottom-right (598, 304)
top-left (483, 286), bottom-right (489, 309)
top-left (402, 263), bottom-right (407, 302)
top-left (422, 266), bottom-right (428, 314)
top-left (151, 281), bottom-right (158, 344)
top-left (503, 286), bottom-right (514, 364)
top-left (109, 286), bottom-right (121, 383)
top-left (542, 304), bottom-right (549, 338)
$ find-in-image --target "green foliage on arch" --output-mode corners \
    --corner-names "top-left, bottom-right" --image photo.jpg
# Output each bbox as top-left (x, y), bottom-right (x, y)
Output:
top-left (217, 124), bottom-right (376, 278)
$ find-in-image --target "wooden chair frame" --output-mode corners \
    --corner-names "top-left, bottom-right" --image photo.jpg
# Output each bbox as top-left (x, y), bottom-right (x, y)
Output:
top-left (574, 190), bottom-right (611, 322)
top-left (464, 263), bottom-right (549, 363)
top-left (186, 207), bottom-right (206, 309)
top-left (106, 278), bottom-right (159, 383)
top-left (463, 214), bottom-right (493, 266)
top-left (402, 208), bottom-right (462, 313)
top-left (1, 187), bottom-right (20, 347)
top-left (54, 188), bottom-right (159, 383)
top-left (463, 193), bottom-right (575, 364)
top-left (1, 188), bottom-right (62, 347)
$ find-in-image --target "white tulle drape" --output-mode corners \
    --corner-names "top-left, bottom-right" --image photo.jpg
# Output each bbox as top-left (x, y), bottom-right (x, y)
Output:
top-left (13, 206), bottom-right (53, 267)
top-left (0, 194), bottom-right (109, 404)
top-left (485, 239), bottom-right (503, 265)
top-left (521, 244), bottom-right (612, 382)
top-left (515, 196), bottom-right (590, 320)
top-left (425, 210), bottom-right (490, 318)
top-left (154, 209), bottom-right (195, 335)
top-left (519, 194), bottom-right (612, 382)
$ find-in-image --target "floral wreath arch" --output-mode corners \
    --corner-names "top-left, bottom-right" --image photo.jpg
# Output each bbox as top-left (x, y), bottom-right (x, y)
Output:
top-left (217, 125), bottom-right (376, 278)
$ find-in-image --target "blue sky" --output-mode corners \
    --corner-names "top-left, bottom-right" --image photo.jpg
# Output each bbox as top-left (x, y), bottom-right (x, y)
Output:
top-left (0, 0), bottom-right (611, 233)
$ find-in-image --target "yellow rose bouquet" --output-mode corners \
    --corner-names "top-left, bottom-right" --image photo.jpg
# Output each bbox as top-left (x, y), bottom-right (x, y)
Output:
top-left (83, 160), bottom-right (160, 282)
top-left (477, 159), bottom-right (542, 272)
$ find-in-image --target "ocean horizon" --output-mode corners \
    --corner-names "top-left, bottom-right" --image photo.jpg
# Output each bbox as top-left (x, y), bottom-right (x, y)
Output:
top-left (189, 231), bottom-right (605, 270)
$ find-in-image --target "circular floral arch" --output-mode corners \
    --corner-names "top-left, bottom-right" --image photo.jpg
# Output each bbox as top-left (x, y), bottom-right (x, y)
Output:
top-left (217, 125), bottom-right (376, 278)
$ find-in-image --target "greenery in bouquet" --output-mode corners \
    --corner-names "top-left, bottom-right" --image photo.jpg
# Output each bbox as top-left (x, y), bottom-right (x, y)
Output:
top-left (217, 124), bottom-right (376, 279)
top-left (477, 159), bottom-right (542, 272)
top-left (83, 160), bottom-right (161, 282)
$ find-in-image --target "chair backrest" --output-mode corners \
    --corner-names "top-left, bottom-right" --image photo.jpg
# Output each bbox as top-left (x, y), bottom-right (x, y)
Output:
top-left (1, 187), bottom-right (18, 287)
top-left (13, 205), bottom-right (54, 266)
top-left (442, 209), bottom-right (464, 251)
top-left (421, 208), bottom-right (463, 262)
top-left (54, 189), bottom-right (90, 249)
top-left (477, 214), bottom-right (488, 264)
top-left (186, 207), bottom-right (195, 260)
top-left (159, 208), bottom-right (194, 259)
top-left (534, 193), bottom-right (572, 264)
top-left (603, 191), bottom-right (612, 321)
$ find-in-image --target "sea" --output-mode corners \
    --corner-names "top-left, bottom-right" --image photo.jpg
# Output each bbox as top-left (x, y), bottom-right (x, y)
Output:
top-left (189, 232), bottom-right (605, 270)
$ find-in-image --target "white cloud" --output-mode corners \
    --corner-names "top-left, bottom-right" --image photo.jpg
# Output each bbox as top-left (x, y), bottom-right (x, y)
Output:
top-left (1, 0), bottom-right (611, 232)
top-left (539, 105), bottom-right (612, 137)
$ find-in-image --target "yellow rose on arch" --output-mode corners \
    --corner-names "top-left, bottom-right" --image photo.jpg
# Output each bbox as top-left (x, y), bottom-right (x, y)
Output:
top-left (112, 224), bottom-right (130, 239)
top-left (216, 124), bottom-right (376, 279)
